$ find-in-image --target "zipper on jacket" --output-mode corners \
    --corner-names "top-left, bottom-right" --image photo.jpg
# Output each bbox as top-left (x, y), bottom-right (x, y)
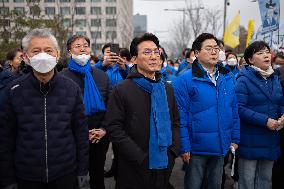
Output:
top-left (44, 96), bottom-right (49, 183)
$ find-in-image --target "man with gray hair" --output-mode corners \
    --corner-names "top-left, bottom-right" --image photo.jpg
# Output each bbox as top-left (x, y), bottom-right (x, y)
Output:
top-left (0, 28), bottom-right (89, 189)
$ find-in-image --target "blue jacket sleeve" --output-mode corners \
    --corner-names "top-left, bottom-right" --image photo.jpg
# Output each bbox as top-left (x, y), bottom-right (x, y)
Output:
top-left (71, 86), bottom-right (89, 176)
top-left (119, 65), bottom-right (129, 80)
top-left (173, 77), bottom-right (191, 154)
top-left (235, 78), bottom-right (269, 127)
top-left (231, 90), bottom-right (240, 144)
top-left (95, 60), bottom-right (107, 71)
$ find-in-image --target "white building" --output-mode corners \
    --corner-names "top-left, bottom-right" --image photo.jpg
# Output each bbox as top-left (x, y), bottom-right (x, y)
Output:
top-left (0, 0), bottom-right (134, 55)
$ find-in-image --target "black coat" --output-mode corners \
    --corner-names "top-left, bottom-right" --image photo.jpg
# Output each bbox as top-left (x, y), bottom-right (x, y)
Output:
top-left (104, 67), bottom-right (180, 189)
top-left (61, 67), bottom-right (111, 129)
top-left (0, 72), bottom-right (89, 188)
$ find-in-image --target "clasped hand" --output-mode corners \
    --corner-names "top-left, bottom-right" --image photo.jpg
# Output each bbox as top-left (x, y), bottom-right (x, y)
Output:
top-left (89, 128), bottom-right (106, 143)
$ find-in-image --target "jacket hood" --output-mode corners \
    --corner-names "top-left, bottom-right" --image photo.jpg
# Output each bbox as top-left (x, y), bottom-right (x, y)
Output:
top-left (127, 65), bottom-right (163, 82)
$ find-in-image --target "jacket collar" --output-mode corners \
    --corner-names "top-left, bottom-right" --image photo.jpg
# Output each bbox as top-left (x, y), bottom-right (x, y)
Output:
top-left (127, 65), bottom-right (163, 82)
top-left (192, 59), bottom-right (229, 79)
top-left (29, 69), bottom-right (59, 95)
top-left (240, 66), bottom-right (276, 102)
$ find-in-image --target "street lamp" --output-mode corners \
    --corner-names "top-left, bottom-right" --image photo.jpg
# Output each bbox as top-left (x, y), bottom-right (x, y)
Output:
top-left (223, 0), bottom-right (230, 39)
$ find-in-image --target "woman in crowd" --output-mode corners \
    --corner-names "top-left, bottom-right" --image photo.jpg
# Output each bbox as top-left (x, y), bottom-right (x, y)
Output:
top-left (235, 41), bottom-right (284, 189)
top-left (224, 52), bottom-right (240, 76)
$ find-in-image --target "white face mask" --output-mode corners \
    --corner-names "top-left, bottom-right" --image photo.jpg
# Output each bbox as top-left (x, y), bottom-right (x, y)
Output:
top-left (72, 54), bottom-right (90, 66)
top-left (128, 63), bottom-right (134, 67)
top-left (174, 66), bottom-right (178, 71)
top-left (163, 62), bottom-right (167, 67)
top-left (219, 51), bottom-right (226, 61)
top-left (191, 57), bottom-right (196, 62)
top-left (227, 58), bottom-right (238, 66)
top-left (29, 52), bottom-right (57, 74)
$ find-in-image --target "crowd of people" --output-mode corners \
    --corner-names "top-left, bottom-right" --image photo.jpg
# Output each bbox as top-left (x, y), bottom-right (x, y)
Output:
top-left (0, 28), bottom-right (284, 189)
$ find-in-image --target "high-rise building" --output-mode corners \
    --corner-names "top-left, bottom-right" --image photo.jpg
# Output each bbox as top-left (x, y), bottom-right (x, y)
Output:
top-left (133, 13), bottom-right (147, 37)
top-left (0, 0), bottom-right (133, 55)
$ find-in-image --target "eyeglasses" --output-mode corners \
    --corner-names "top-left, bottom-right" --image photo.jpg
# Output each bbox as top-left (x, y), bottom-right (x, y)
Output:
top-left (72, 44), bottom-right (90, 50)
top-left (201, 47), bottom-right (220, 53)
top-left (142, 49), bottom-right (160, 56)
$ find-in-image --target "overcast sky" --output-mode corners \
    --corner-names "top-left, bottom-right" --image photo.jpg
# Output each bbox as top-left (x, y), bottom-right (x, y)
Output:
top-left (133, 0), bottom-right (284, 43)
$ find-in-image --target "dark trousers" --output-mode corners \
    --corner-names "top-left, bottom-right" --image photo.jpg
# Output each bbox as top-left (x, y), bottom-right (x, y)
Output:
top-left (221, 152), bottom-right (239, 189)
top-left (18, 172), bottom-right (77, 189)
top-left (89, 136), bottom-right (110, 189)
top-left (272, 133), bottom-right (284, 189)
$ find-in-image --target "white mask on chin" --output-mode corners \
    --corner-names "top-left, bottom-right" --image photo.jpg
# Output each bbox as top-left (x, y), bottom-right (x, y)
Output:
top-left (191, 57), bottom-right (196, 63)
top-left (227, 58), bottom-right (238, 66)
top-left (72, 54), bottom-right (90, 66)
top-left (29, 52), bottom-right (57, 74)
top-left (218, 51), bottom-right (226, 62)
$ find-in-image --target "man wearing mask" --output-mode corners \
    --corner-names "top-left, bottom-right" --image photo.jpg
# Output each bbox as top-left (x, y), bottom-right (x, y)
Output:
top-left (218, 40), bottom-right (226, 65)
top-left (61, 35), bottom-right (111, 189)
top-left (177, 48), bottom-right (190, 74)
top-left (119, 48), bottom-right (133, 68)
top-left (104, 33), bottom-right (180, 189)
top-left (224, 52), bottom-right (240, 76)
top-left (0, 28), bottom-right (89, 189)
top-left (1, 49), bottom-right (31, 107)
top-left (177, 49), bottom-right (196, 76)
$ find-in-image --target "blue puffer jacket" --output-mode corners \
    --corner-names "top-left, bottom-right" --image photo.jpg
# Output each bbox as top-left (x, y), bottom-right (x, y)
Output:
top-left (0, 72), bottom-right (89, 188)
top-left (160, 65), bottom-right (177, 82)
top-left (235, 66), bottom-right (284, 161)
top-left (177, 59), bottom-right (189, 76)
top-left (173, 60), bottom-right (240, 156)
top-left (95, 60), bottom-right (129, 86)
top-left (224, 65), bottom-right (240, 76)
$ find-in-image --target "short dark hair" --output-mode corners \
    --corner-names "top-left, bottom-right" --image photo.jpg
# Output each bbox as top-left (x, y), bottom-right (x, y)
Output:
top-left (130, 33), bottom-right (159, 57)
top-left (66, 35), bottom-right (90, 51)
top-left (0, 59), bottom-right (5, 67)
top-left (6, 49), bottom-right (22, 61)
top-left (217, 39), bottom-right (224, 48)
top-left (160, 52), bottom-right (166, 63)
top-left (160, 46), bottom-right (168, 60)
top-left (90, 54), bottom-right (99, 63)
top-left (119, 48), bottom-right (131, 61)
top-left (244, 41), bottom-right (270, 65)
top-left (102, 43), bottom-right (112, 54)
top-left (185, 49), bottom-right (194, 58)
top-left (192, 33), bottom-right (218, 52)
top-left (226, 52), bottom-right (238, 60)
top-left (182, 48), bottom-right (190, 57)
top-left (167, 59), bottom-right (174, 66)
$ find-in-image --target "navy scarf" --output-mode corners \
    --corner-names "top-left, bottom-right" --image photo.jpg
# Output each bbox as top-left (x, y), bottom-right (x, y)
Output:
top-left (132, 77), bottom-right (172, 169)
top-left (68, 59), bottom-right (106, 116)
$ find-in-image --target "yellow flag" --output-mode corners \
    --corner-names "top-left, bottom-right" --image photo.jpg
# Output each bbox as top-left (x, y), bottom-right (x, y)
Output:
top-left (224, 11), bottom-right (240, 48)
top-left (246, 20), bottom-right (254, 47)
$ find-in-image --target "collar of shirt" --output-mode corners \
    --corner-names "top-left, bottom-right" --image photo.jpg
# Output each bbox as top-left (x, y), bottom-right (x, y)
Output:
top-left (200, 64), bottom-right (219, 86)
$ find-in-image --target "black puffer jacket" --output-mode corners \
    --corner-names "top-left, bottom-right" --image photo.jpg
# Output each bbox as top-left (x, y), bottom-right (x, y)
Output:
top-left (0, 72), bottom-right (89, 188)
top-left (104, 67), bottom-right (180, 189)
